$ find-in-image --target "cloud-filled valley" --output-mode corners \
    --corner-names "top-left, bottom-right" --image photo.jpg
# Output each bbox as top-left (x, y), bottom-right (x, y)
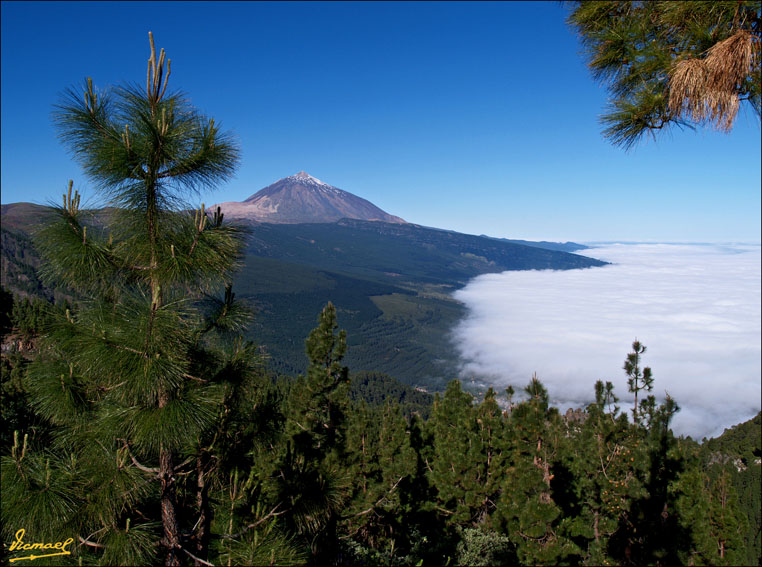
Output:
top-left (451, 243), bottom-right (761, 439)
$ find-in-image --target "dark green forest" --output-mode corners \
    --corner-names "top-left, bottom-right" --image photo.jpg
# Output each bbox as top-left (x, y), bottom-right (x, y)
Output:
top-left (2, 25), bottom-right (761, 566)
top-left (2, 292), bottom-right (761, 566)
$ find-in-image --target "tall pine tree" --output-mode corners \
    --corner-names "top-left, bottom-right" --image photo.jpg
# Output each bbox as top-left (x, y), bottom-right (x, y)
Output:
top-left (1, 32), bottom-right (247, 566)
top-left (624, 340), bottom-right (654, 424)
top-left (272, 302), bottom-right (352, 561)
top-left (495, 376), bottom-right (579, 564)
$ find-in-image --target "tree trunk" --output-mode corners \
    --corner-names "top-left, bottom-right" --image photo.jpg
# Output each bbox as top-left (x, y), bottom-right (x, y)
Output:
top-left (159, 383), bottom-right (181, 566)
top-left (633, 387), bottom-right (639, 422)
top-left (160, 445), bottom-right (181, 566)
top-left (194, 453), bottom-right (210, 566)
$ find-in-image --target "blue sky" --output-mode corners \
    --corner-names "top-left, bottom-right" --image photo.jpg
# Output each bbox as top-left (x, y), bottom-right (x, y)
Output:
top-left (2, 1), bottom-right (760, 242)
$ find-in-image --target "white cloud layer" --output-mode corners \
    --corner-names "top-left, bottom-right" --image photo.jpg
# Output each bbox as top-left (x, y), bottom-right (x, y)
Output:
top-left (451, 243), bottom-right (761, 439)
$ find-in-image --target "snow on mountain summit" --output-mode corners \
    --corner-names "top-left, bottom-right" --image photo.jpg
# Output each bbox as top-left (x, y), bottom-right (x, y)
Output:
top-left (288, 171), bottom-right (327, 186)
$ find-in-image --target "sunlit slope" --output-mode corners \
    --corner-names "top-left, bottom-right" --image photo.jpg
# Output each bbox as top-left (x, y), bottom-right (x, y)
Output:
top-left (1, 203), bottom-right (605, 387)
top-left (244, 218), bottom-right (605, 287)
top-left (235, 219), bottom-right (605, 385)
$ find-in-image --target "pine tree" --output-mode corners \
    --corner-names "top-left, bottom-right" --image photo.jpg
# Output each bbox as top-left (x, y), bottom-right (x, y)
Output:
top-left (273, 302), bottom-right (352, 561)
top-left (624, 340), bottom-right (654, 424)
top-left (704, 467), bottom-right (748, 565)
top-left (558, 380), bottom-right (640, 566)
top-left (567, 1), bottom-right (761, 149)
top-left (676, 464), bottom-right (750, 565)
top-left (428, 379), bottom-right (483, 526)
top-left (1, 32), bottom-right (247, 566)
top-left (405, 411), bottom-right (450, 565)
top-left (608, 345), bottom-right (686, 566)
top-left (673, 445), bottom-right (749, 567)
top-left (344, 400), bottom-right (383, 540)
top-left (494, 375), bottom-right (579, 564)
top-left (292, 302), bottom-right (350, 463)
top-left (343, 400), bottom-right (417, 559)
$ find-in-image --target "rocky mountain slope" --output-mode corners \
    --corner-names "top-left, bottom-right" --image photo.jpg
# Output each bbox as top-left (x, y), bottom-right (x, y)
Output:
top-left (215, 171), bottom-right (406, 224)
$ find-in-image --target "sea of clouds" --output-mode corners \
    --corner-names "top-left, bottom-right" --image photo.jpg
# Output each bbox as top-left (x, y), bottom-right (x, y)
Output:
top-left (451, 243), bottom-right (761, 439)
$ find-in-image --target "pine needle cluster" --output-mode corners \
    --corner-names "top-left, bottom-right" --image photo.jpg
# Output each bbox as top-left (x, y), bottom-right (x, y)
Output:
top-left (567, 1), bottom-right (761, 149)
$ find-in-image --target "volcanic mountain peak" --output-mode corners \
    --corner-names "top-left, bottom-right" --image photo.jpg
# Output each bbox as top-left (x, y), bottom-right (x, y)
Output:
top-left (217, 173), bottom-right (405, 225)
top-left (287, 171), bottom-right (328, 186)
top-left (244, 171), bottom-right (343, 201)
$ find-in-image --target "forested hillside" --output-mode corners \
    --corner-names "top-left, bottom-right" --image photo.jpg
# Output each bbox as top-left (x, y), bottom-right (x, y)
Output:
top-left (2, 294), bottom-right (759, 565)
top-left (702, 412), bottom-right (762, 565)
top-left (1, 227), bottom-right (49, 299)
top-left (1, 206), bottom-right (603, 388)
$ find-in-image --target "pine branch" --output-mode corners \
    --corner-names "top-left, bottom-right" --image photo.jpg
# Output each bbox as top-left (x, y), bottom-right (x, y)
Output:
top-left (347, 475), bottom-right (406, 519)
top-left (119, 439), bottom-right (160, 474)
top-left (181, 546), bottom-right (214, 567)
top-left (173, 456), bottom-right (197, 474)
top-left (98, 381), bottom-right (127, 393)
top-left (79, 536), bottom-right (106, 549)
top-left (183, 373), bottom-right (208, 383)
top-left (188, 205), bottom-right (207, 256)
top-left (111, 343), bottom-right (148, 358)
top-left (219, 503), bottom-right (287, 540)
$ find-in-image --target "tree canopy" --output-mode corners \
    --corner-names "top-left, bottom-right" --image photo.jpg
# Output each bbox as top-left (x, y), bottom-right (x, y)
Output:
top-left (567, 1), bottom-right (762, 149)
top-left (1, 32), bottom-right (251, 567)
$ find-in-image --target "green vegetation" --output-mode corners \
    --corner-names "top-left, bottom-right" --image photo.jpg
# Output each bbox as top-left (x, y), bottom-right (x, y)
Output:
top-left (219, 218), bottom-right (605, 385)
top-left (349, 371), bottom-right (434, 419)
top-left (1, 227), bottom-right (50, 300)
top-left (223, 219), bottom-right (605, 386)
top-left (3, 32), bottom-right (248, 566)
top-left (703, 411), bottom-right (762, 566)
top-left (243, 218), bottom-right (604, 287)
top-left (568, 1), bottom-right (761, 149)
top-left (4, 282), bottom-right (761, 564)
top-left (1, 209), bottom-right (601, 388)
top-left (705, 411), bottom-right (762, 464)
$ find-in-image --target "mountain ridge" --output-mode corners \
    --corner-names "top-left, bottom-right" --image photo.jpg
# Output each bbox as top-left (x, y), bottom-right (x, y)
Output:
top-left (1, 199), bottom-right (605, 385)
top-left (1, 174), bottom-right (606, 386)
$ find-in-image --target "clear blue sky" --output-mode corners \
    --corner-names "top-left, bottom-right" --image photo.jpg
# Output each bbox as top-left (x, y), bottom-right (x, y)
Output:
top-left (2, 1), bottom-right (760, 242)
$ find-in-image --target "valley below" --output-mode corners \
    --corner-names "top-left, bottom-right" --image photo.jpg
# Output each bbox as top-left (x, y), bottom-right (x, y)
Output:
top-left (1, 200), bottom-right (605, 389)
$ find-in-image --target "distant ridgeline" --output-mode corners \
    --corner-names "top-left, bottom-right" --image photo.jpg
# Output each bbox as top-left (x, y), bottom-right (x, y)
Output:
top-left (0, 201), bottom-right (604, 388)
